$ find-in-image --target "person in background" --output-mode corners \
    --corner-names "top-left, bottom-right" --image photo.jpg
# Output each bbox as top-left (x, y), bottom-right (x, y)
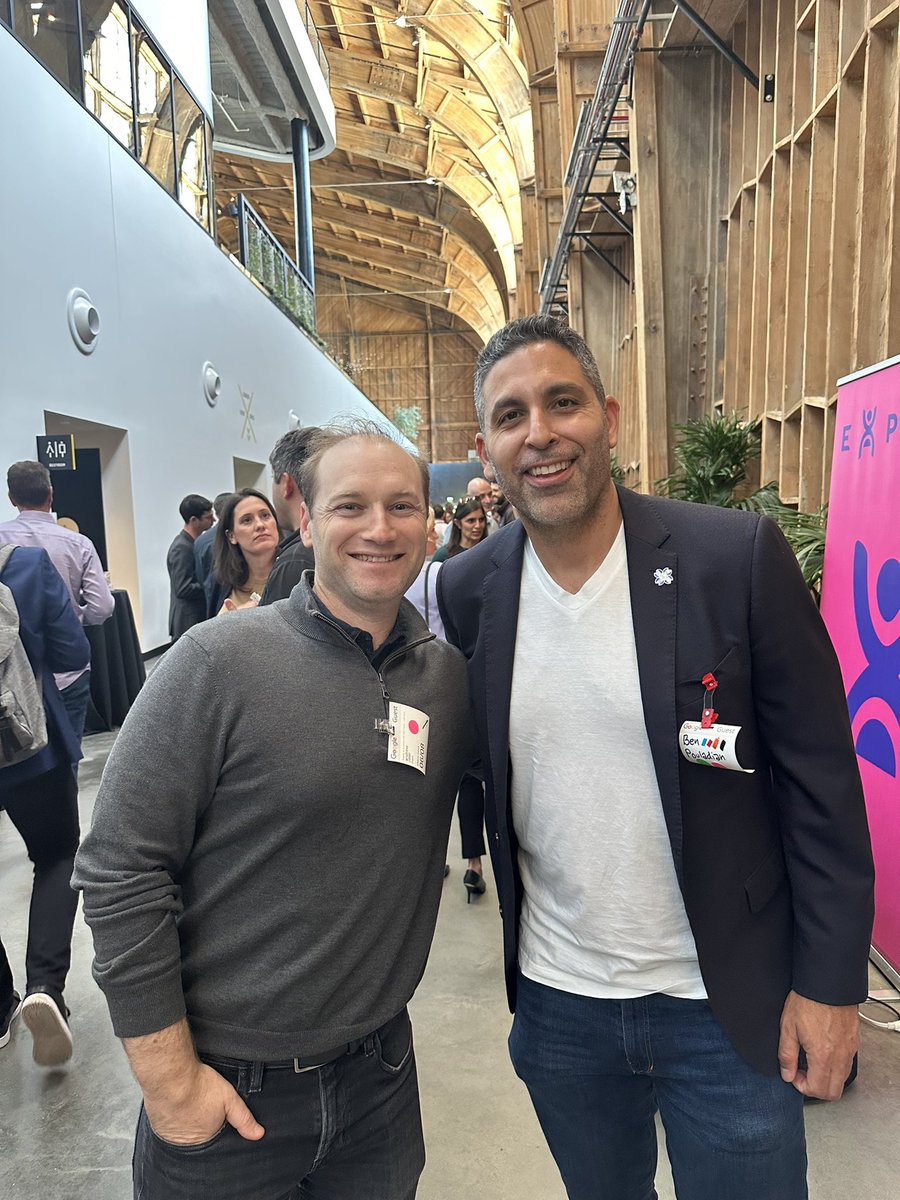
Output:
top-left (166, 495), bottom-right (213, 642)
top-left (405, 506), bottom-right (445, 639)
top-left (260, 427), bottom-right (319, 604)
top-left (193, 492), bottom-right (233, 593)
top-left (491, 481), bottom-right (516, 528)
top-left (432, 498), bottom-right (488, 563)
top-left (432, 503), bottom-right (448, 546)
top-left (0, 545), bottom-right (89, 1067)
top-left (427, 497), bottom-right (489, 899)
top-left (440, 477), bottom-right (498, 545)
top-left (1, 461), bottom-right (113, 744)
top-left (207, 489), bottom-right (279, 616)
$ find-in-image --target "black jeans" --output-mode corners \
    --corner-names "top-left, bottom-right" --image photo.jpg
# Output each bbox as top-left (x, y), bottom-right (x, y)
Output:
top-left (133, 1009), bottom-right (425, 1200)
top-left (0, 763), bottom-right (80, 1005)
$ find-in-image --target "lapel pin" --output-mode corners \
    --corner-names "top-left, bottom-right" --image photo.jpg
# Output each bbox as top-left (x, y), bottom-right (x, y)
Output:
top-left (653, 567), bottom-right (674, 587)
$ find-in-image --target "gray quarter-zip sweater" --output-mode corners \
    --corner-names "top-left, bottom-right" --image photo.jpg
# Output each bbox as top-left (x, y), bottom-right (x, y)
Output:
top-left (73, 578), bottom-right (474, 1060)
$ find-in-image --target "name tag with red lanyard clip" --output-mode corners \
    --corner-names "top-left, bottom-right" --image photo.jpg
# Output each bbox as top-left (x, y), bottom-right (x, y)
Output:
top-left (678, 672), bottom-right (754, 773)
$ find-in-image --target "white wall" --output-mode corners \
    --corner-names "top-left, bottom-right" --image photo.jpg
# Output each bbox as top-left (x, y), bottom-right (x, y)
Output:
top-left (0, 31), bottom-right (398, 650)
top-left (132, 0), bottom-right (213, 117)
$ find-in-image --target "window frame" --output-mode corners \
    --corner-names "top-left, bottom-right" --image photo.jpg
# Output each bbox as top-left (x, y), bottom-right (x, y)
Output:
top-left (1, 0), bottom-right (215, 235)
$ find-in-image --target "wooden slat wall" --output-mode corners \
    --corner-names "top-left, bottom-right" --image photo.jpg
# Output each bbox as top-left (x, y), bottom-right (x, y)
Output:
top-left (721, 0), bottom-right (900, 509)
top-left (574, 40), bottom-right (724, 491)
top-left (320, 321), bottom-right (480, 462)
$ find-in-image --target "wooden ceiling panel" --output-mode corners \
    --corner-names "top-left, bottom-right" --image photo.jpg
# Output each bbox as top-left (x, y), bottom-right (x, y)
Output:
top-left (244, 0), bottom-right (541, 354)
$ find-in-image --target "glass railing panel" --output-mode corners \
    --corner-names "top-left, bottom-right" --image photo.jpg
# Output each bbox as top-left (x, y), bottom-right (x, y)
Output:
top-left (237, 192), bottom-right (316, 333)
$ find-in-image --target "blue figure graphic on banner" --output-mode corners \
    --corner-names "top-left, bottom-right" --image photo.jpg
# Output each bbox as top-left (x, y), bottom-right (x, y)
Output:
top-left (846, 541), bottom-right (900, 778)
top-left (858, 408), bottom-right (878, 459)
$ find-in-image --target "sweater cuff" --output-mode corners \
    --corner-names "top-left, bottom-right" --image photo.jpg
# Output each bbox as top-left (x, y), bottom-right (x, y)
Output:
top-left (96, 968), bottom-right (188, 1040)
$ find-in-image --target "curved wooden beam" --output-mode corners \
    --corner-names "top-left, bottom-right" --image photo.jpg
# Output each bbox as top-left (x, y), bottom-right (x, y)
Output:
top-left (333, 114), bottom-right (517, 294)
top-left (310, 158), bottom-right (508, 302)
top-left (329, 50), bottom-right (522, 246)
top-left (405, 0), bottom-right (535, 182)
top-left (313, 198), bottom-right (507, 331)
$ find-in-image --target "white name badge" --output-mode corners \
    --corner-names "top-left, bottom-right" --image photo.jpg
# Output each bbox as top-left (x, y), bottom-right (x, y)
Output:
top-left (678, 721), bottom-right (754, 774)
top-left (387, 702), bottom-right (430, 775)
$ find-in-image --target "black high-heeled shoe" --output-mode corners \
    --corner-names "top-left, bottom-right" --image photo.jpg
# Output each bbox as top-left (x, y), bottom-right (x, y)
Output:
top-left (464, 869), bottom-right (487, 903)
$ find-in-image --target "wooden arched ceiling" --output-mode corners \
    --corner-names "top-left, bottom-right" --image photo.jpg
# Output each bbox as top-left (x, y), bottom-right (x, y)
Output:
top-left (403, 0), bottom-right (533, 180)
top-left (506, 0), bottom-right (554, 81)
top-left (214, 150), bottom-right (507, 343)
top-left (304, 0), bottom-right (534, 341)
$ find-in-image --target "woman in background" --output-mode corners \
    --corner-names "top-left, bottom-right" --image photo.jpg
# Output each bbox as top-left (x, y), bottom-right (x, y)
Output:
top-left (425, 497), bottom-right (489, 900)
top-left (431, 497), bottom-right (488, 563)
top-left (208, 489), bottom-right (279, 615)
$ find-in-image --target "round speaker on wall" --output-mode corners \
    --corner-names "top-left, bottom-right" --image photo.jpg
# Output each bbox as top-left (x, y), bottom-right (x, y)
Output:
top-left (67, 288), bottom-right (100, 355)
top-left (202, 362), bottom-right (221, 407)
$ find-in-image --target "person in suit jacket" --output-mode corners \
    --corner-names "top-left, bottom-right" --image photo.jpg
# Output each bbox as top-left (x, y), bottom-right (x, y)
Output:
top-left (0, 545), bottom-right (89, 1067)
top-left (436, 315), bottom-right (874, 1200)
top-left (166, 494), bottom-right (213, 641)
top-left (192, 492), bottom-right (234, 591)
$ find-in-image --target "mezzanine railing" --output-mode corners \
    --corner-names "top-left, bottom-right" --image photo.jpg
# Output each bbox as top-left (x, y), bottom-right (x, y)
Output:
top-left (236, 192), bottom-right (316, 334)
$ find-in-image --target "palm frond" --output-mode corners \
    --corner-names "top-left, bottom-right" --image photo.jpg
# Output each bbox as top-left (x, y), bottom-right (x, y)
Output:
top-left (655, 412), bottom-right (827, 596)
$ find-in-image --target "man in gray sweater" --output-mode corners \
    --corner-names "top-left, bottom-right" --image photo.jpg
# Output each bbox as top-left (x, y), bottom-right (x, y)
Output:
top-left (73, 423), bottom-right (474, 1200)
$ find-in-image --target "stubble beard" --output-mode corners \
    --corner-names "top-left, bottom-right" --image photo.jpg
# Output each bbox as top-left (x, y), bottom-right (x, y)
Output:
top-left (489, 456), bottom-right (612, 538)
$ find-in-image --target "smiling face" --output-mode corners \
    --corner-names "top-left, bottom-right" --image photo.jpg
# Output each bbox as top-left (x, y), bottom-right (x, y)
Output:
top-left (299, 437), bottom-right (428, 629)
top-left (476, 340), bottom-right (619, 535)
top-left (226, 496), bottom-right (279, 556)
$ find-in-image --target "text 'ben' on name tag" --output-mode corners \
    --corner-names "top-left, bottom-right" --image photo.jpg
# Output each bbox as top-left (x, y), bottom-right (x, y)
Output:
top-left (678, 721), bottom-right (754, 774)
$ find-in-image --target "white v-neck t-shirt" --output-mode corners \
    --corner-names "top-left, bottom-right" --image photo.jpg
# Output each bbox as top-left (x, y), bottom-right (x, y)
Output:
top-left (509, 526), bottom-right (706, 999)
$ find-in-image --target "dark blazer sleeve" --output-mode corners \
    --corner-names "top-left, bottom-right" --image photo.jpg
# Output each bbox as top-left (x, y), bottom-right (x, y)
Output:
top-left (435, 562), bottom-right (461, 648)
top-left (39, 551), bottom-right (90, 675)
top-left (749, 516), bottom-right (874, 1005)
top-left (167, 537), bottom-right (204, 601)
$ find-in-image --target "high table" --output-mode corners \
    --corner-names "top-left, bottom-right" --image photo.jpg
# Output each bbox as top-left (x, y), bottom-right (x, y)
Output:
top-left (85, 589), bottom-right (146, 733)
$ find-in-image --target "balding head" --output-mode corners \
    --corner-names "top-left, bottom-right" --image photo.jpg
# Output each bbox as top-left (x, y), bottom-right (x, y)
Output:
top-left (466, 476), bottom-right (492, 514)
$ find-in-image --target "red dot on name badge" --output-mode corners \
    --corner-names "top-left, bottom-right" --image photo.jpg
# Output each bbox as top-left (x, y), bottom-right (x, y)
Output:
top-left (408, 720), bottom-right (419, 735)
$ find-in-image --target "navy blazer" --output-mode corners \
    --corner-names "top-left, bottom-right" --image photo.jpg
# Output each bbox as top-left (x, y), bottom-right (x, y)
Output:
top-left (437, 485), bottom-right (874, 1075)
top-left (0, 545), bottom-right (89, 785)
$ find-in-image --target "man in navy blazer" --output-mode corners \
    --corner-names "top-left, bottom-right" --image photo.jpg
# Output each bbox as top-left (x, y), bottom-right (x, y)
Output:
top-left (437, 316), bottom-right (874, 1200)
top-left (0, 545), bottom-right (89, 1067)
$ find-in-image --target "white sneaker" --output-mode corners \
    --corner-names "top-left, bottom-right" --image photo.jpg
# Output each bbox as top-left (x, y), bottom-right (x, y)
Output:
top-left (21, 990), bottom-right (73, 1066)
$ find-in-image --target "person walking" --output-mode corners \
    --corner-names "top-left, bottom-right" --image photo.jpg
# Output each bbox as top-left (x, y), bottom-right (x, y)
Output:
top-left (1, 460), bottom-right (113, 743)
top-left (0, 544), bottom-right (89, 1066)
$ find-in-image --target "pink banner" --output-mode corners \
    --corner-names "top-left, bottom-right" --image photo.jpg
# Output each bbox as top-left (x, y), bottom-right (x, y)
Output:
top-left (821, 355), bottom-right (900, 979)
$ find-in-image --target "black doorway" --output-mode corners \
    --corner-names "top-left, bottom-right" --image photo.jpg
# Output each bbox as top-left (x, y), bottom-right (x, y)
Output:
top-left (50, 447), bottom-right (108, 569)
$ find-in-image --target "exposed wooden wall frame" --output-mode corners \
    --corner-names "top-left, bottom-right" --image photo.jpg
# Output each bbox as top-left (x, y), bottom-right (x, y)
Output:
top-left (718, 0), bottom-right (900, 509)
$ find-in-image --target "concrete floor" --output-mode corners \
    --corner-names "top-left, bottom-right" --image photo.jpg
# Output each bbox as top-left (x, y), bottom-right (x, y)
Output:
top-left (1, 731), bottom-right (899, 1199)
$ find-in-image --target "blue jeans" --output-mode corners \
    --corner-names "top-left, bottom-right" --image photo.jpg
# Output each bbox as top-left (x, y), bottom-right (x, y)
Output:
top-left (508, 973), bottom-right (807, 1200)
top-left (132, 1009), bottom-right (424, 1200)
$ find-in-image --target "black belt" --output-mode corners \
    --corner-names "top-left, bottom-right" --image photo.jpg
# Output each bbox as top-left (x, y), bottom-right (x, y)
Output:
top-left (266, 1034), bottom-right (372, 1073)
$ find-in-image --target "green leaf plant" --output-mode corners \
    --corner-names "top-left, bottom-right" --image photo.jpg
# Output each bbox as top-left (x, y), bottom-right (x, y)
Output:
top-left (656, 412), bottom-right (827, 597)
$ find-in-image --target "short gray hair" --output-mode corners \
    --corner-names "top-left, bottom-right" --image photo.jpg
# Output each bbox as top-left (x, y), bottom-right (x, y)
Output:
top-left (299, 418), bottom-right (430, 513)
top-left (473, 315), bottom-right (606, 429)
top-left (269, 427), bottom-right (319, 491)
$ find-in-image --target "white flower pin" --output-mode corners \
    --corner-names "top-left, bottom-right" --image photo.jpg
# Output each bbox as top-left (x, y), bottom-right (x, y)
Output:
top-left (653, 567), bottom-right (674, 587)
